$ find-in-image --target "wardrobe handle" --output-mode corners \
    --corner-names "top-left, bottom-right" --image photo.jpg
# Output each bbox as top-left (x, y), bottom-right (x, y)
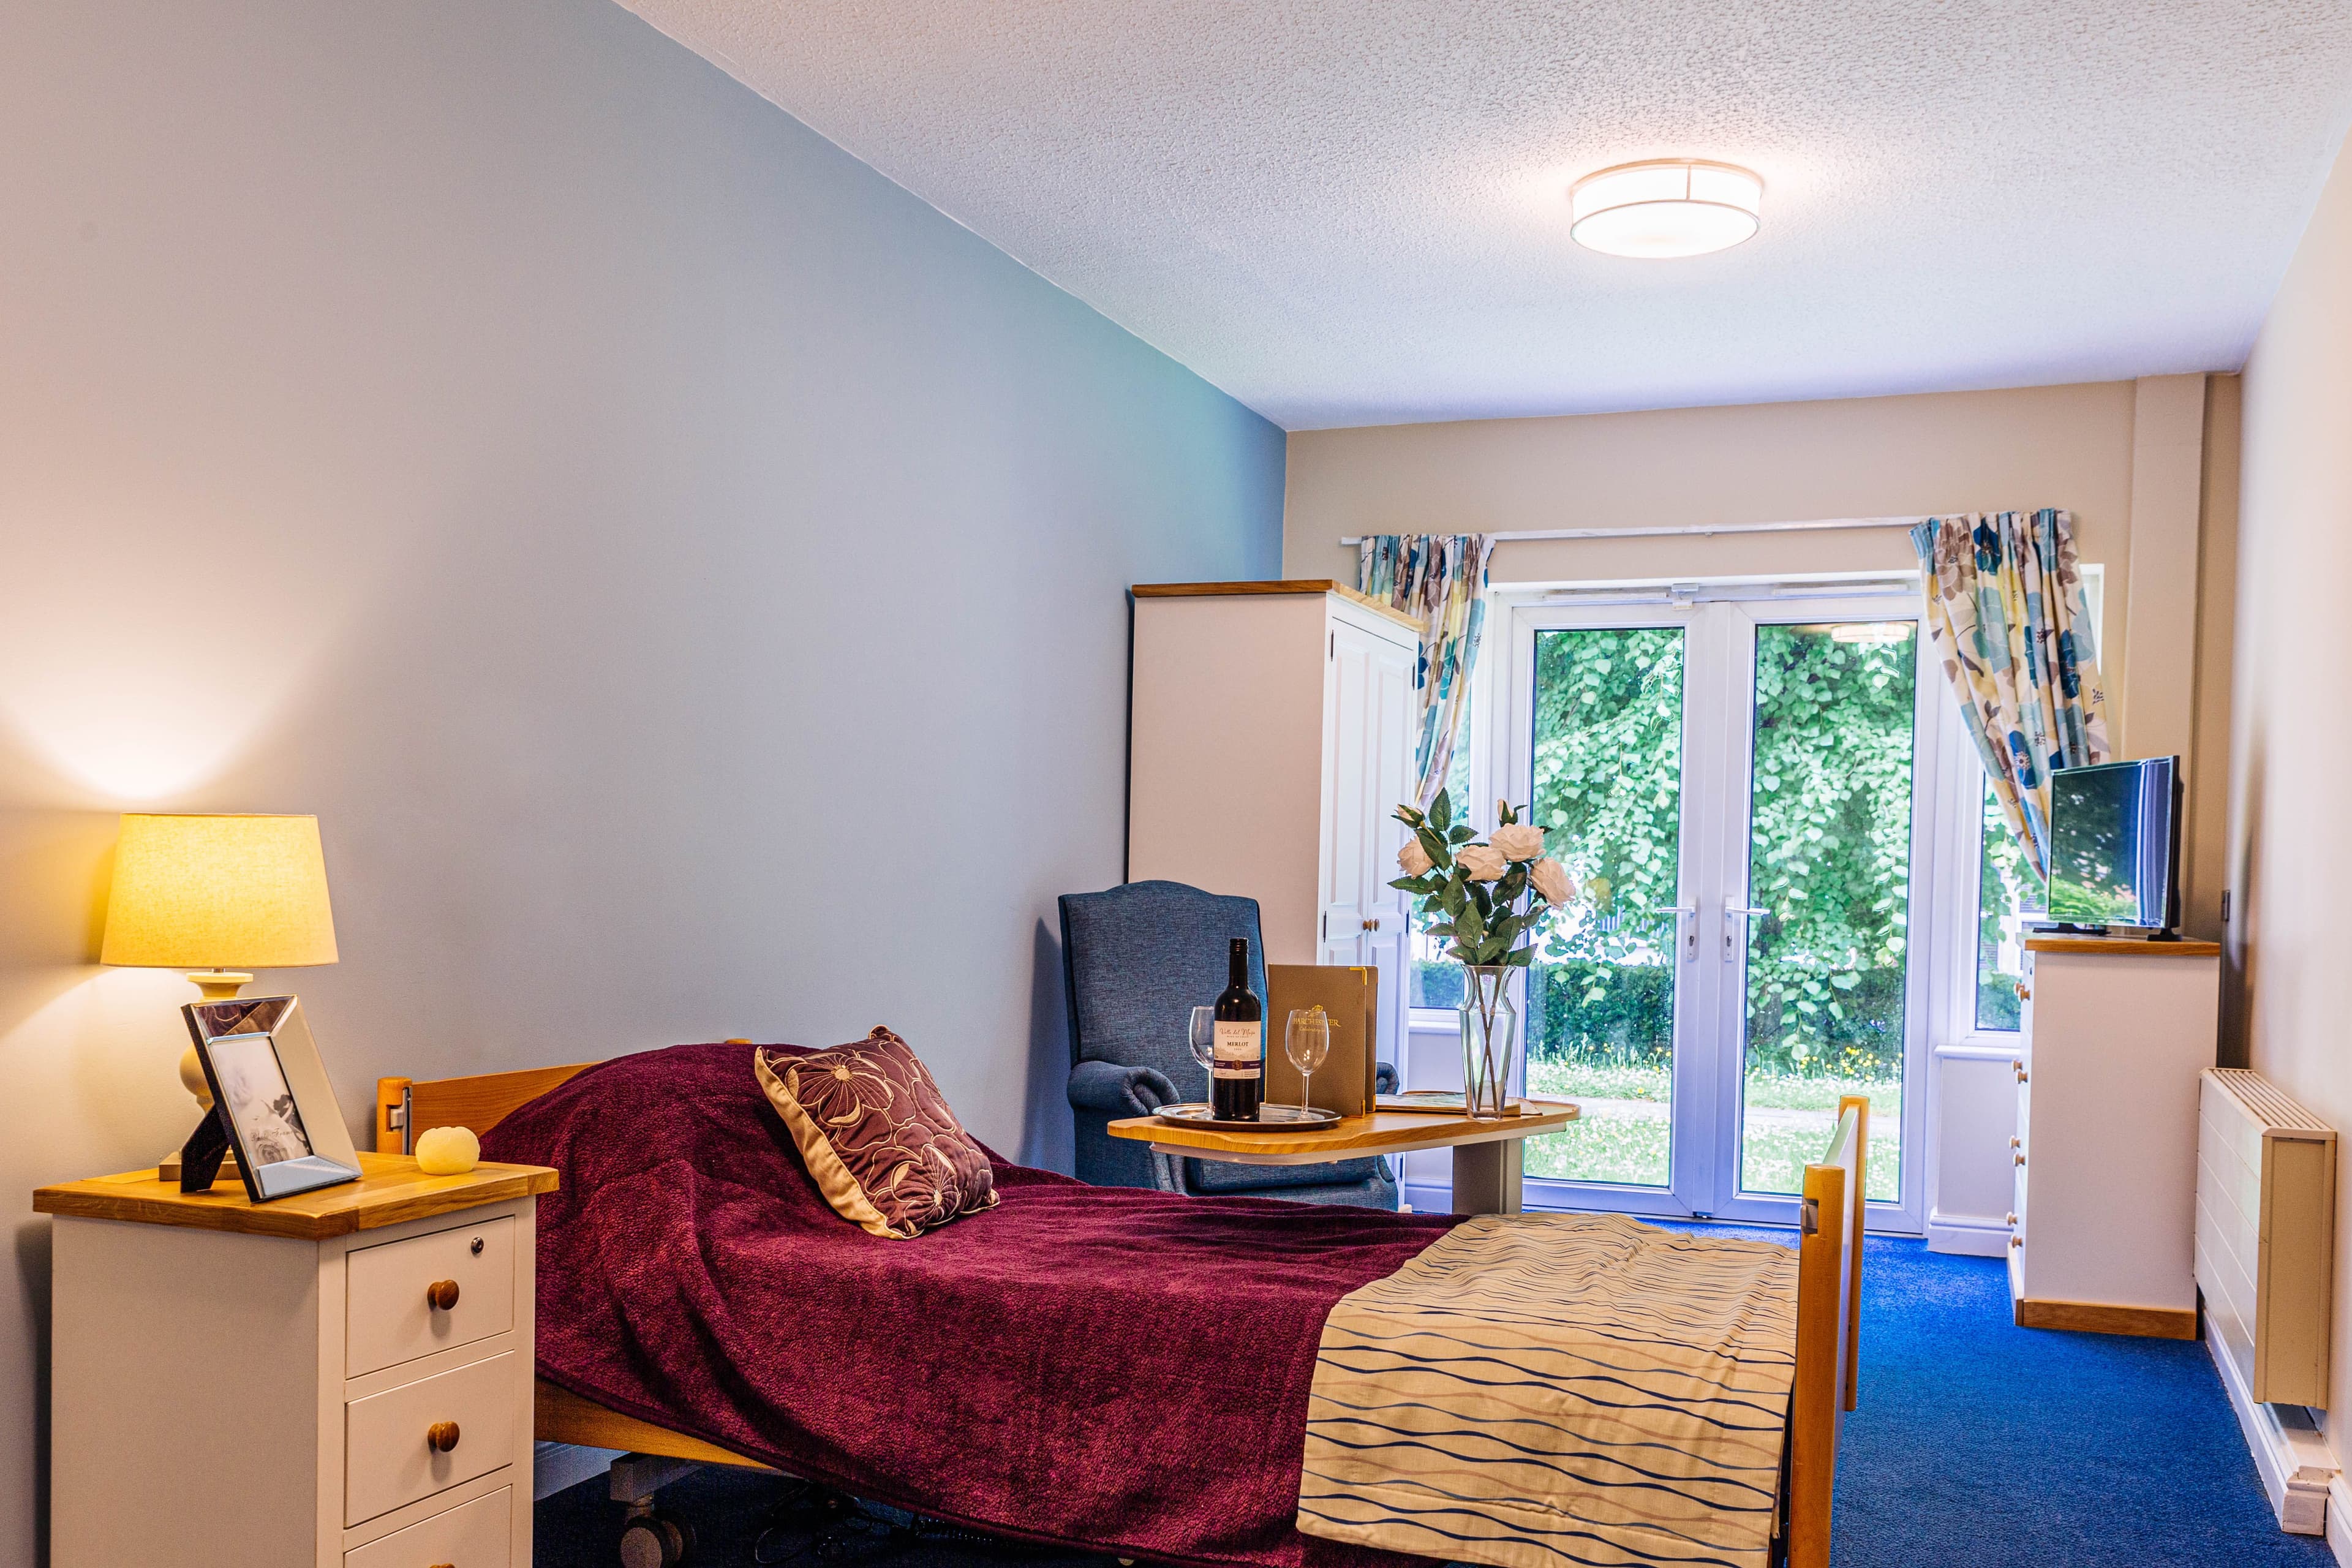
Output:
top-left (426, 1279), bottom-right (460, 1311)
top-left (2015, 980), bottom-right (2031, 1001)
top-left (427, 1420), bottom-right (461, 1453)
top-left (2010, 1137), bottom-right (2021, 1149)
top-left (2015, 1153), bottom-right (2027, 1166)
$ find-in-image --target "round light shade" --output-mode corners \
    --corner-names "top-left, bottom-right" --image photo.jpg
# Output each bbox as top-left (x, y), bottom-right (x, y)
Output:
top-left (1570, 160), bottom-right (1763, 259)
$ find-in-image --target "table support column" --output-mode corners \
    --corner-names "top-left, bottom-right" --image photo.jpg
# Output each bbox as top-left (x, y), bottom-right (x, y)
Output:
top-left (1450, 1139), bottom-right (1524, 1215)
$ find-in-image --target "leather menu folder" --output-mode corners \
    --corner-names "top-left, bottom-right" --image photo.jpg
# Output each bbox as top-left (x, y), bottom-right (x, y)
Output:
top-left (1265, 964), bottom-right (1380, 1116)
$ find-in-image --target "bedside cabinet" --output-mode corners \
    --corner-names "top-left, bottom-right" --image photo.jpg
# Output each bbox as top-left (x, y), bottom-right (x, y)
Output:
top-left (36, 1152), bottom-right (559, 1568)
top-left (2007, 935), bottom-right (2219, 1338)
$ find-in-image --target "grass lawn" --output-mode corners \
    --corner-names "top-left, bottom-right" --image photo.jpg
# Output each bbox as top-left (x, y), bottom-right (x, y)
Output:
top-left (1522, 1060), bottom-right (1899, 1201)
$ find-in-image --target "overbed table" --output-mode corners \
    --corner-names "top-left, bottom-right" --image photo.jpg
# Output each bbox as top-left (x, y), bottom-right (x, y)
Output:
top-left (1106, 1102), bottom-right (1579, 1215)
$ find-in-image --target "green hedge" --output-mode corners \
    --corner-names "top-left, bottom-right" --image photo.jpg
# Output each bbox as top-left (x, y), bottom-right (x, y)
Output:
top-left (1419, 958), bottom-right (1905, 1081)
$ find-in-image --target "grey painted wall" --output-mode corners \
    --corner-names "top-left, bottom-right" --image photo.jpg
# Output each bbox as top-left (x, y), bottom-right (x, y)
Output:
top-left (0, 1), bottom-right (1281, 1555)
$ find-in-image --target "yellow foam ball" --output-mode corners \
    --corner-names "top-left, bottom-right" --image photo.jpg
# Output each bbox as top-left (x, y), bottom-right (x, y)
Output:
top-left (414, 1125), bottom-right (481, 1175)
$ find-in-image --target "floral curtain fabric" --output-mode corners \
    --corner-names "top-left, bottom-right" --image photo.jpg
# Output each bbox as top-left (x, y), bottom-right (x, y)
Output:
top-left (1358, 533), bottom-right (1495, 810)
top-left (1909, 508), bottom-right (2110, 875)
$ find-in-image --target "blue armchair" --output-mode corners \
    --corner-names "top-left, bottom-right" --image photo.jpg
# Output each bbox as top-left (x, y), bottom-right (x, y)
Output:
top-left (1059, 880), bottom-right (1398, 1209)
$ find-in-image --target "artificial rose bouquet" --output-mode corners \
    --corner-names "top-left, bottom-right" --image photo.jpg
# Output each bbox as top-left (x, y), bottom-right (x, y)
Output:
top-left (1389, 789), bottom-right (1578, 968)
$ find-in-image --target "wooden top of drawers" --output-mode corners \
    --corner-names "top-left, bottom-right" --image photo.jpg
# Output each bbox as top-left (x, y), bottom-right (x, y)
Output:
top-left (34, 1152), bottom-right (557, 1240)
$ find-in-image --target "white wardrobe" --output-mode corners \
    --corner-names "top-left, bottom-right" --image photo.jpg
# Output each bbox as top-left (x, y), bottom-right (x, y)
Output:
top-left (1128, 581), bottom-right (1424, 1063)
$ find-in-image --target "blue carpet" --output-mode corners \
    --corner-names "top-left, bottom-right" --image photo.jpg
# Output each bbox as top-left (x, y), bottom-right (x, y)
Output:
top-left (534, 1232), bottom-right (2332, 1566)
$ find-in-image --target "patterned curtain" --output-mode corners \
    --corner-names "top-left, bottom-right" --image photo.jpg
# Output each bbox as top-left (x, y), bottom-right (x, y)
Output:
top-left (1910, 508), bottom-right (2110, 876)
top-left (1357, 534), bottom-right (1495, 810)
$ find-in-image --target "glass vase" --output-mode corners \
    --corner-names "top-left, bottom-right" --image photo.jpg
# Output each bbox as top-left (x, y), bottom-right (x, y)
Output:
top-left (1457, 965), bottom-right (1520, 1120)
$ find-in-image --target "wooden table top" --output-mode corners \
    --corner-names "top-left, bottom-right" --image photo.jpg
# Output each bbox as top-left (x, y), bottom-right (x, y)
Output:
top-left (32, 1150), bottom-right (559, 1241)
top-left (1109, 1102), bottom-right (1578, 1166)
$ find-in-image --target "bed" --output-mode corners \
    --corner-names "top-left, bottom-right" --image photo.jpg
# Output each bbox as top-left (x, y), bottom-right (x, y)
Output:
top-left (377, 1041), bottom-right (1864, 1568)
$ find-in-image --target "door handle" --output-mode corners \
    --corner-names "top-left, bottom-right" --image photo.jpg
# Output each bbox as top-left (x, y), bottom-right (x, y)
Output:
top-left (1724, 906), bottom-right (1768, 960)
top-left (1654, 905), bottom-right (1698, 963)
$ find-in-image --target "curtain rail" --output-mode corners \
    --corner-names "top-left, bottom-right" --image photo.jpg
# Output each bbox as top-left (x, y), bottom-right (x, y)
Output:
top-left (1337, 516), bottom-right (1934, 546)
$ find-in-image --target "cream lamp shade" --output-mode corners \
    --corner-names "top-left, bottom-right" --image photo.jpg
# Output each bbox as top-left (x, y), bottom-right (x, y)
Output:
top-left (101, 814), bottom-right (338, 997)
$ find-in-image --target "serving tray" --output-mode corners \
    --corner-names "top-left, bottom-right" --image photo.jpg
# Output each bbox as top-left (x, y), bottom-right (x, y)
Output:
top-left (1155, 1104), bottom-right (1345, 1131)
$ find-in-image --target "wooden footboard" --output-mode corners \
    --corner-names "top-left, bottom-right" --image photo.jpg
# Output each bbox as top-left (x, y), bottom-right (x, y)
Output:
top-left (1786, 1093), bottom-right (1868, 1568)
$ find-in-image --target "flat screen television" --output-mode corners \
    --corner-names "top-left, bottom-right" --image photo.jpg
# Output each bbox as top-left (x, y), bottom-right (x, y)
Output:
top-left (2044, 756), bottom-right (2182, 935)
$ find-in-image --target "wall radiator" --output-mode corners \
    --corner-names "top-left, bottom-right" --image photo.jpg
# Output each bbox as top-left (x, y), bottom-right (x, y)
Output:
top-left (2198, 1069), bottom-right (2336, 1410)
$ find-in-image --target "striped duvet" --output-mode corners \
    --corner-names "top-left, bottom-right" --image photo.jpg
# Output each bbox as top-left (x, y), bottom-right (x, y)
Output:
top-left (1295, 1213), bottom-right (1799, 1568)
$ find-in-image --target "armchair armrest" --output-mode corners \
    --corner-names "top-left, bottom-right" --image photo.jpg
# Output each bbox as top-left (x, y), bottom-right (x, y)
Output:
top-left (1068, 1058), bottom-right (1180, 1118)
top-left (1376, 1061), bottom-right (1398, 1096)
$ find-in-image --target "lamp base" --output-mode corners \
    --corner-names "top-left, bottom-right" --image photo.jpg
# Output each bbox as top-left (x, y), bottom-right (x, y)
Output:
top-left (156, 1148), bottom-right (240, 1185)
top-left (186, 970), bottom-right (254, 1001)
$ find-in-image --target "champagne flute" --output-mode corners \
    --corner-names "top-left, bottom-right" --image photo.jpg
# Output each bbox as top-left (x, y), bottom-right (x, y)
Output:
top-left (1187, 1005), bottom-right (1218, 1115)
top-left (1286, 1008), bottom-right (1332, 1115)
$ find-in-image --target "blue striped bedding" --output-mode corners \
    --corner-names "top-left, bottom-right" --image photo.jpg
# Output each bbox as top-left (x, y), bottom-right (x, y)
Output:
top-left (1296, 1213), bottom-right (1800, 1568)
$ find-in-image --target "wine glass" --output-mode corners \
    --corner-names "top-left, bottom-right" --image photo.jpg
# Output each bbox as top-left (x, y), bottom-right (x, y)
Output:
top-left (1187, 1006), bottom-right (1217, 1115)
top-left (1286, 1008), bottom-right (1332, 1115)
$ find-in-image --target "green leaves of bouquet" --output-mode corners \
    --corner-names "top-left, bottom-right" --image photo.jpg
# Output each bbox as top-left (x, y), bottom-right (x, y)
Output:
top-left (1389, 789), bottom-right (1578, 970)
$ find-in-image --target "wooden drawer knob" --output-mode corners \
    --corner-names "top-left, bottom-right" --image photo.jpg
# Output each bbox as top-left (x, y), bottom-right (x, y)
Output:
top-left (2015, 981), bottom-right (2030, 1001)
top-left (2010, 1136), bottom-right (2021, 1149)
top-left (2010, 1235), bottom-right (2024, 1248)
top-left (426, 1420), bottom-right (461, 1453)
top-left (426, 1279), bottom-right (461, 1311)
top-left (2007, 1212), bottom-right (2018, 1225)
top-left (2015, 1152), bottom-right (2027, 1166)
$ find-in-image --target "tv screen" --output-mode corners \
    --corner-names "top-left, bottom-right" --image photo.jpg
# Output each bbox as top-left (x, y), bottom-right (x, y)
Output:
top-left (2046, 758), bottom-right (2180, 931)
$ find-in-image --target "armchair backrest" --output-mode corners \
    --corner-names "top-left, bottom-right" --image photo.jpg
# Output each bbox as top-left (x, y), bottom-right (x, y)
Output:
top-left (1058, 880), bottom-right (1268, 1093)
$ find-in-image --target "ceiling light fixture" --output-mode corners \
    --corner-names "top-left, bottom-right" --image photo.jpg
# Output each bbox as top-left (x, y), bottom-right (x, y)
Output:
top-left (1570, 159), bottom-right (1763, 259)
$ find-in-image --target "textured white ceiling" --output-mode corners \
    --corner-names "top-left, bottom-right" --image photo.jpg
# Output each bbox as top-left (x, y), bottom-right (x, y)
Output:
top-left (622, 1), bottom-right (2352, 429)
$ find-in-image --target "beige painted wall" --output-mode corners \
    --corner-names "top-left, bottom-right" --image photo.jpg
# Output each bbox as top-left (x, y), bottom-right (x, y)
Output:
top-left (2228, 127), bottom-right (2352, 1424)
top-left (1285, 377), bottom-right (2240, 932)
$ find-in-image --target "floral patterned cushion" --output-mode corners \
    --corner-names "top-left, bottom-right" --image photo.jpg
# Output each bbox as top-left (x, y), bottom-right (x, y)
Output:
top-left (755, 1029), bottom-right (998, 1240)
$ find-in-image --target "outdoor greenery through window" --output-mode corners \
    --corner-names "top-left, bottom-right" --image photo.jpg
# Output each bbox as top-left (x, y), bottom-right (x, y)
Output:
top-left (1735, 622), bottom-right (1912, 1203)
top-left (1408, 712), bottom-right (1477, 1011)
top-left (1510, 620), bottom-right (1912, 1203)
top-left (1975, 781), bottom-right (2046, 1030)
top-left (1518, 627), bottom-right (1686, 1188)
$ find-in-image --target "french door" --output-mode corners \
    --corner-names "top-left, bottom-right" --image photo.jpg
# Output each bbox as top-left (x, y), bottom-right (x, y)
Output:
top-left (1494, 586), bottom-right (1940, 1231)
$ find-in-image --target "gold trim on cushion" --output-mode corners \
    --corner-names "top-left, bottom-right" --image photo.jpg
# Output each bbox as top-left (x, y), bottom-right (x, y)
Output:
top-left (756, 1049), bottom-right (904, 1238)
top-left (754, 1032), bottom-right (999, 1240)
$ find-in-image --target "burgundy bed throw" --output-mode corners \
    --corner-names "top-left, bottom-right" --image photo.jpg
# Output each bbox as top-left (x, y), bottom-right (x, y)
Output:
top-left (480, 1042), bottom-right (1460, 1568)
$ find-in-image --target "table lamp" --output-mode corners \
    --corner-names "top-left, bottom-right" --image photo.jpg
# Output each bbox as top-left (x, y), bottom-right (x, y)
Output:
top-left (100, 813), bottom-right (339, 1177)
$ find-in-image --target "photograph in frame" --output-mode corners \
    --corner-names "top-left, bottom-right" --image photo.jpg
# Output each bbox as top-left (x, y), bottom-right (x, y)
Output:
top-left (183, 996), bottom-right (361, 1202)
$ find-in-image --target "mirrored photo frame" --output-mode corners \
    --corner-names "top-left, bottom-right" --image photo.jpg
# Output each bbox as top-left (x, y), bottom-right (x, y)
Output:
top-left (182, 995), bottom-right (362, 1202)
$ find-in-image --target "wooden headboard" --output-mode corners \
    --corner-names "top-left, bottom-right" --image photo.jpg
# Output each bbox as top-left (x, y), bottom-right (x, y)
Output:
top-left (377, 1041), bottom-right (760, 1152)
top-left (374, 1063), bottom-right (594, 1153)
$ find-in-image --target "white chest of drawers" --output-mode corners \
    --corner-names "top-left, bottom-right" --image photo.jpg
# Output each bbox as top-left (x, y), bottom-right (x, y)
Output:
top-left (38, 1153), bottom-right (558, 1568)
top-left (2006, 936), bottom-right (2220, 1337)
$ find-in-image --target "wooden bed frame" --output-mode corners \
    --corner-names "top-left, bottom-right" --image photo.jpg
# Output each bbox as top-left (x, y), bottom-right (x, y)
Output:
top-left (379, 1066), bottom-right (1866, 1568)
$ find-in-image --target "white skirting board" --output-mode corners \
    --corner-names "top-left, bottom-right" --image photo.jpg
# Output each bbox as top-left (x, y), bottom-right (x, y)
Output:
top-left (1401, 1181), bottom-right (1451, 1216)
top-left (2206, 1324), bottom-right (2336, 1536)
top-left (1926, 1207), bottom-right (2013, 1258)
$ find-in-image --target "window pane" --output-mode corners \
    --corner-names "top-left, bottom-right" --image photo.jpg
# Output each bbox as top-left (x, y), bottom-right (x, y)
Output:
top-left (1408, 708), bottom-right (1477, 1009)
top-left (1975, 782), bottom-right (2048, 1031)
top-left (1738, 622), bottom-right (1913, 1204)
top-left (1520, 625), bottom-right (1686, 1189)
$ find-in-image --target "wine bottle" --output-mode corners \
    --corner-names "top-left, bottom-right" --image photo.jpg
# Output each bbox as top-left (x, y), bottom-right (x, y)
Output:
top-left (1211, 937), bottom-right (1264, 1121)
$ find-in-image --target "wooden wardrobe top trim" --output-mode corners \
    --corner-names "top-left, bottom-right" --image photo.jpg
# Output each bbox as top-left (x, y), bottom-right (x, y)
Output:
top-left (2025, 935), bottom-right (2222, 957)
top-left (1131, 579), bottom-right (1424, 634)
top-left (33, 1150), bottom-right (558, 1240)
